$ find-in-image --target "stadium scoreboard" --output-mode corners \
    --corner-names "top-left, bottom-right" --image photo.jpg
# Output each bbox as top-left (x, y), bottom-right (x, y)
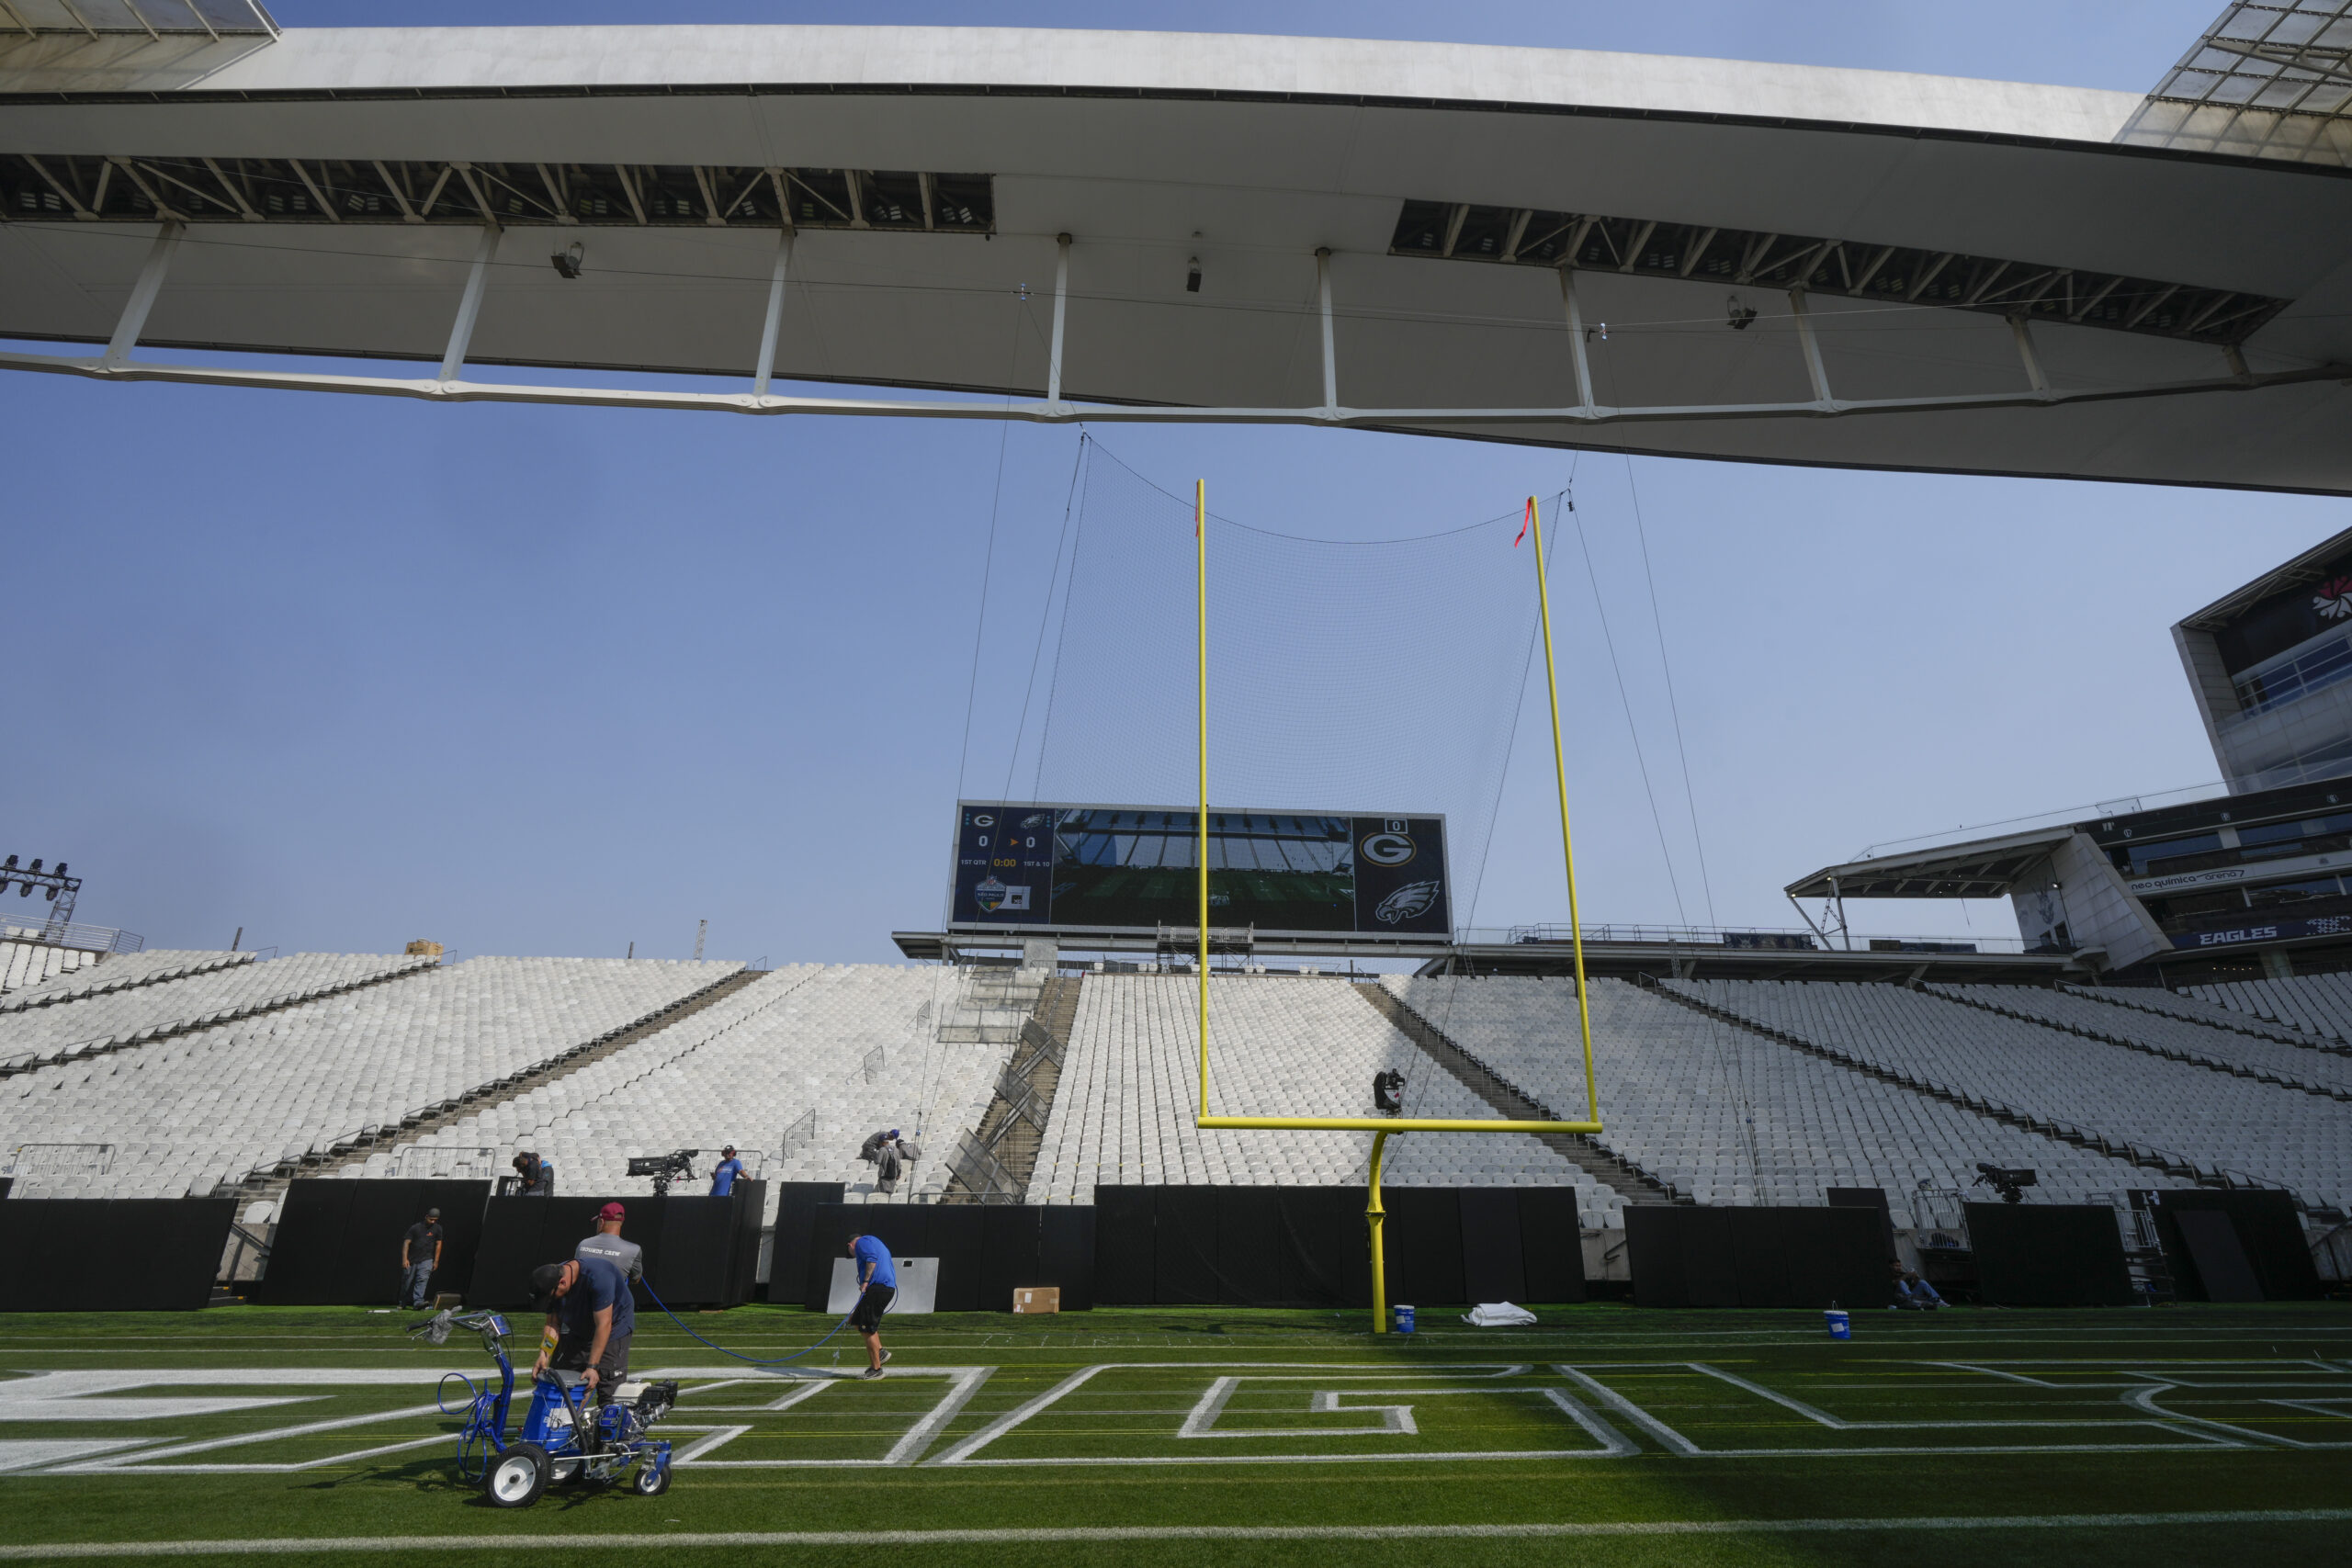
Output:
top-left (949, 802), bottom-right (1451, 939)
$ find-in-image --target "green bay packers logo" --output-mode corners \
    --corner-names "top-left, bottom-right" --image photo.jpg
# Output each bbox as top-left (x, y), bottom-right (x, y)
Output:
top-left (1361, 830), bottom-right (1416, 866)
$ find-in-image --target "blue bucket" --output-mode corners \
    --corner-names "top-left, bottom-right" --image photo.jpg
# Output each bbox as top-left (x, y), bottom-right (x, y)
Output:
top-left (1825, 1308), bottom-right (1850, 1340)
top-left (1392, 1303), bottom-right (1416, 1335)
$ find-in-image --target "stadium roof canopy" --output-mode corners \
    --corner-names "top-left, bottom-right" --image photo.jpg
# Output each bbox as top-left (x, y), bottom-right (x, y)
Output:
top-left (3, 17), bottom-right (2351, 491)
top-left (1785, 828), bottom-right (2079, 901)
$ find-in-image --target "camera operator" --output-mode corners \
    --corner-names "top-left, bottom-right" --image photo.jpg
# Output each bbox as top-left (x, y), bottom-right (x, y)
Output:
top-left (512, 1151), bottom-right (556, 1198)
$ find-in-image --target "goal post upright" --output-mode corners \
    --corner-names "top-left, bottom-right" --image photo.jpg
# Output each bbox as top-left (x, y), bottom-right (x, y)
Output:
top-left (1197, 478), bottom-right (1211, 1121)
top-left (1526, 494), bottom-right (1602, 1125)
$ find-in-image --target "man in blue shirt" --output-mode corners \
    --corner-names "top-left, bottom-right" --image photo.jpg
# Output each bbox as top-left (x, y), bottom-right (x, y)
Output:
top-left (847, 1232), bottom-right (896, 1380)
top-left (709, 1145), bottom-right (745, 1198)
top-left (529, 1254), bottom-right (635, 1407)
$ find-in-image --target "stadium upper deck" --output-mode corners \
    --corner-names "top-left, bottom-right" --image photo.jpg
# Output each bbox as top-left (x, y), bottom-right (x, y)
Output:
top-left (2, 17), bottom-right (2348, 489)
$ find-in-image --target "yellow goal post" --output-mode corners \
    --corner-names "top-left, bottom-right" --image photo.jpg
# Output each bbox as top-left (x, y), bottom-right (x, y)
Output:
top-left (1186, 485), bottom-right (1605, 1329)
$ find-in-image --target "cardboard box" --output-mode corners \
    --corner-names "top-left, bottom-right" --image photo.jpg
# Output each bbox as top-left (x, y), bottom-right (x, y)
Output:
top-left (1012, 1286), bottom-right (1060, 1314)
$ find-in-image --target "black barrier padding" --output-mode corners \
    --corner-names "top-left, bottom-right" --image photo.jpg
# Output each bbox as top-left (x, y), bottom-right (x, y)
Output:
top-left (1966, 1203), bottom-right (2133, 1307)
top-left (933, 1208), bottom-right (988, 1312)
top-left (0, 1199), bottom-right (232, 1312)
top-left (1826, 1187), bottom-right (1897, 1262)
top-left (1457, 1189), bottom-right (1526, 1304)
top-left (1383, 1187), bottom-right (1464, 1306)
top-left (255, 1179), bottom-right (490, 1305)
top-left (980, 1207), bottom-right (1046, 1310)
top-left (1729, 1208), bottom-right (1796, 1306)
top-left (2177, 1209), bottom-right (2263, 1302)
top-left (1216, 1187), bottom-right (1286, 1306)
top-left (1091, 1187), bottom-right (1156, 1304)
top-left (765, 1183), bottom-right (842, 1304)
top-left (1515, 1188), bottom-right (1586, 1303)
top-left (1623, 1206), bottom-right (1685, 1306)
top-left (1760, 1209), bottom-right (1890, 1309)
top-left (1039, 1205), bottom-right (1097, 1311)
top-left (2153, 1190), bottom-right (2323, 1302)
top-left (469, 1197), bottom-right (669, 1308)
top-left (726, 1180), bottom-right (766, 1306)
top-left (654, 1197), bottom-right (738, 1306)
top-left (1153, 1187), bottom-right (1223, 1304)
top-left (1627, 1207), bottom-right (1739, 1307)
top-left (1277, 1187), bottom-right (1369, 1308)
top-left (803, 1205), bottom-right (856, 1308)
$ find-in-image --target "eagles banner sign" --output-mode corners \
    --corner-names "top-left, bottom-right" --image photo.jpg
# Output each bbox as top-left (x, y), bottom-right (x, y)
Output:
top-left (950, 802), bottom-right (1451, 939)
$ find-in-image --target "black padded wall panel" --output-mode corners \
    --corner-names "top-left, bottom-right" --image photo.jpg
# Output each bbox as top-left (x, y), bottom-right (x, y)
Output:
top-left (1092, 1187), bottom-right (1157, 1304)
top-left (1826, 1187), bottom-right (1897, 1262)
top-left (1515, 1188), bottom-right (1586, 1303)
top-left (1152, 1187), bottom-right (1223, 1304)
top-left (2153, 1190), bottom-right (2323, 1302)
top-left (255, 1179), bottom-right (489, 1305)
top-left (1277, 1187), bottom-right (1370, 1307)
top-left (1728, 1208), bottom-right (1796, 1306)
top-left (652, 1196), bottom-right (738, 1306)
top-left (766, 1182), bottom-right (841, 1303)
top-left (1215, 1187), bottom-right (1286, 1306)
top-left (1966, 1203), bottom-right (2133, 1307)
top-left (0, 1199), bottom-right (233, 1311)
top-left (1038, 1205), bottom-right (1097, 1311)
top-left (1383, 1188), bottom-right (1464, 1307)
top-left (1457, 1189), bottom-right (1526, 1304)
top-left (979, 1206), bottom-right (1046, 1310)
top-left (470, 1196), bottom-right (669, 1308)
top-left (1760, 1208), bottom-right (1888, 1309)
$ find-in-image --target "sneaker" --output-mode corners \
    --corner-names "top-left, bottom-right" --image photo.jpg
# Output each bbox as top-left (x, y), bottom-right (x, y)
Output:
top-left (880, 1351), bottom-right (893, 1368)
top-left (860, 1365), bottom-right (885, 1380)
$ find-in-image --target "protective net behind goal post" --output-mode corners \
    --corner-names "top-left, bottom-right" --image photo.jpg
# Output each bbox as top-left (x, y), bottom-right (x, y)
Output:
top-left (1020, 444), bottom-right (1594, 1148)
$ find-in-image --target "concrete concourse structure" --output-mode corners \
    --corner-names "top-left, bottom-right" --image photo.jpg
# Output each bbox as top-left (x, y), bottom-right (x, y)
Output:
top-left (1, 10), bottom-right (2349, 489)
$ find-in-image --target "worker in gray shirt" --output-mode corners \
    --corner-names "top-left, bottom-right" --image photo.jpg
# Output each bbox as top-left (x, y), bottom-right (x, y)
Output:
top-left (575, 1201), bottom-right (643, 1280)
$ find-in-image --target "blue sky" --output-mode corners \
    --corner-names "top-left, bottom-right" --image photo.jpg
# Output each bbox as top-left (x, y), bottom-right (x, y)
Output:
top-left (8, 1), bottom-right (2345, 964)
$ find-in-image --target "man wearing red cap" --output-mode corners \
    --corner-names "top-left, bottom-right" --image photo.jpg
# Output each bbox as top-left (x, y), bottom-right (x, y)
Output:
top-left (576, 1201), bottom-right (642, 1281)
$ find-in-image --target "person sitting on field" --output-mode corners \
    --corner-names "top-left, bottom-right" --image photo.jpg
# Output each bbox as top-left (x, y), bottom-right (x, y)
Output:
top-left (1889, 1259), bottom-right (1945, 1310)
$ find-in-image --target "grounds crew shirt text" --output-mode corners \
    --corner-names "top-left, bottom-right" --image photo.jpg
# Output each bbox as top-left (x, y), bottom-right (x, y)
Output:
top-left (853, 1235), bottom-right (897, 1290)
top-left (560, 1256), bottom-right (635, 1341)
top-left (576, 1234), bottom-right (643, 1280)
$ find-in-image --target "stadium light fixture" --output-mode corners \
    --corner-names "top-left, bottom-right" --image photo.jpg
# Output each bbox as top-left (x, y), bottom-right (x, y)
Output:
top-left (551, 241), bottom-right (585, 279)
top-left (1726, 295), bottom-right (1758, 331)
top-left (1186, 256), bottom-right (1202, 294)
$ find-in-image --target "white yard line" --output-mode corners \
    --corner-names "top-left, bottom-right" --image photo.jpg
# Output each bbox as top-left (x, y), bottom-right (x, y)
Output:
top-left (4, 1510), bottom-right (2350, 1557)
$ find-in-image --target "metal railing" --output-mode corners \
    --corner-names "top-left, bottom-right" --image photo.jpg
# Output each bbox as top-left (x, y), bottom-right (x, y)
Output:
top-left (390, 1145), bottom-right (498, 1180)
top-left (780, 1109), bottom-right (817, 1162)
top-left (1476, 923), bottom-right (2052, 956)
top-left (5, 1141), bottom-right (115, 1197)
top-left (0, 921), bottom-right (144, 955)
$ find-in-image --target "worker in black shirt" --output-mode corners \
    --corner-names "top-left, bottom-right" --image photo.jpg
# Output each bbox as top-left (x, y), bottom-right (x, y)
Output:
top-left (400, 1207), bottom-right (445, 1308)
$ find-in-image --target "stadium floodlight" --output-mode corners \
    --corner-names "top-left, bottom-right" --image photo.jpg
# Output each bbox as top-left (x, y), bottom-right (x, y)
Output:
top-left (1189, 485), bottom-right (1604, 1333)
top-left (1726, 296), bottom-right (1758, 331)
top-left (551, 242), bottom-right (585, 280)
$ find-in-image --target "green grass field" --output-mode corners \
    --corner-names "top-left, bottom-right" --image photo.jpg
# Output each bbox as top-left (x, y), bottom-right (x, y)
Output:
top-left (0, 1302), bottom-right (2345, 1566)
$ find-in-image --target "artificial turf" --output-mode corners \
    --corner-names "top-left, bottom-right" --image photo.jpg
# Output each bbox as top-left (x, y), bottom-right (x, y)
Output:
top-left (0, 1301), bottom-right (2344, 1566)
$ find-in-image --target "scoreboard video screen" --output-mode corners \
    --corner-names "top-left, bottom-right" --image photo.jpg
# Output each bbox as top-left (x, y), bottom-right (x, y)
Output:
top-left (948, 801), bottom-right (1451, 939)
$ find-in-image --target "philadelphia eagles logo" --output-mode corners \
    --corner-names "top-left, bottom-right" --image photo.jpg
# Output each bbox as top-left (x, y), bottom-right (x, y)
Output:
top-left (1374, 880), bottom-right (1442, 925)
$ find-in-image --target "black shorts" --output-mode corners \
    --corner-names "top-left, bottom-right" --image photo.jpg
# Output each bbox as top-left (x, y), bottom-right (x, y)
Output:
top-left (555, 1332), bottom-right (631, 1401)
top-left (850, 1284), bottom-right (894, 1332)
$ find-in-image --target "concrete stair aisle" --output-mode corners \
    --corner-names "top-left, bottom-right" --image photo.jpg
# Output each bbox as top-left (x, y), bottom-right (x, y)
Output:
top-left (943, 972), bottom-right (1079, 1203)
top-left (1357, 980), bottom-right (1687, 1206)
